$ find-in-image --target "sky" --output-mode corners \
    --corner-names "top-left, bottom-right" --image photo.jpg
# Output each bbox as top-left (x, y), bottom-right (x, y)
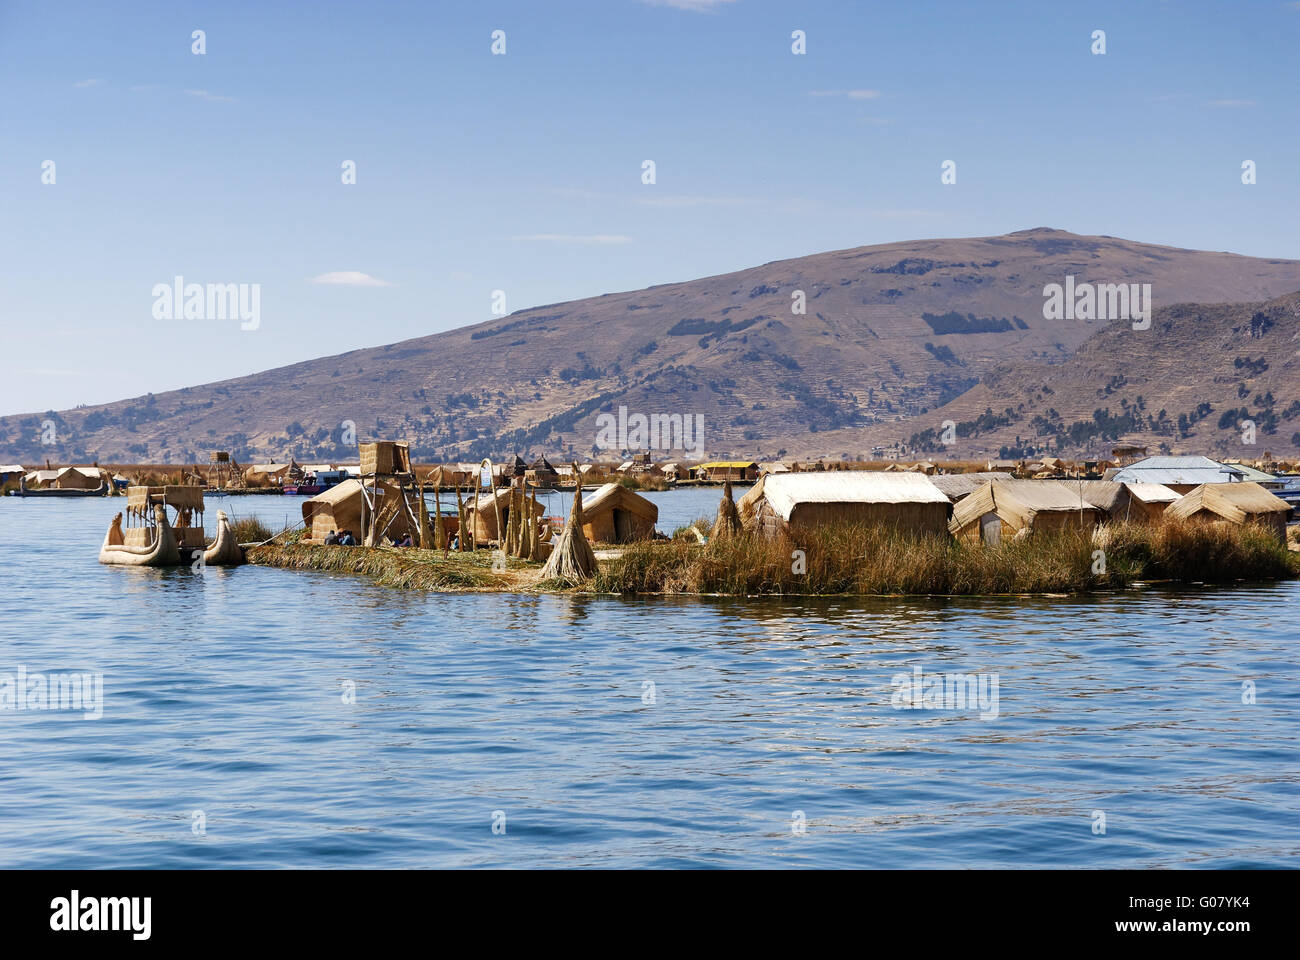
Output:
top-left (2, 0), bottom-right (1298, 415)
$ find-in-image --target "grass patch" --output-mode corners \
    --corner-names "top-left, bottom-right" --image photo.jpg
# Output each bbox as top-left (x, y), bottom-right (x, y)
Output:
top-left (246, 544), bottom-right (535, 591)
top-left (227, 516), bottom-right (281, 543)
top-left (593, 520), bottom-right (1298, 596)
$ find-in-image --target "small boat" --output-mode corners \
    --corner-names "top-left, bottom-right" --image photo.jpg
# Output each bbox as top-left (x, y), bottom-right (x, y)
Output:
top-left (283, 483), bottom-right (324, 496)
top-left (99, 485), bottom-right (245, 567)
top-left (19, 475), bottom-right (108, 497)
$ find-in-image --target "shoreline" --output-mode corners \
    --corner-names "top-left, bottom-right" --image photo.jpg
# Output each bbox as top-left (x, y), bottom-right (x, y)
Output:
top-left (247, 533), bottom-right (1299, 598)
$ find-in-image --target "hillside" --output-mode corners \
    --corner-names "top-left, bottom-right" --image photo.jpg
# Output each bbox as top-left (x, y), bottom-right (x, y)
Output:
top-left (4, 228), bottom-right (1300, 464)
top-left (875, 289), bottom-right (1300, 461)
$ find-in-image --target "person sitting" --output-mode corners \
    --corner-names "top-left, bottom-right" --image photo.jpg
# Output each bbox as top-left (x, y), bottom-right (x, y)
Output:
top-left (324, 530), bottom-right (340, 545)
top-left (338, 530), bottom-right (356, 546)
top-left (397, 532), bottom-right (413, 548)
top-left (449, 534), bottom-right (459, 550)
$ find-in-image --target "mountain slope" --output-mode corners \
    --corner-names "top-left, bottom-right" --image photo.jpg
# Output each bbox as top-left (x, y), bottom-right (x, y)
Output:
top-left (4, 228), bottom-right (1300, 464)
top-left (876, 289), bottom-right (1300, 460)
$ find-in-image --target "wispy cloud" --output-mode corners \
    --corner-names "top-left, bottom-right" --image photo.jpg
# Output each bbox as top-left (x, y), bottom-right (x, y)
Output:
top-left (514, 234), bottom-right (633, 244)
top-left (640, 0), bottom-right (739, 11)
top-left (810, 89), bottom-right (882, 100)
top-left (309, 271), bottom-right (394, 287)
top-left (632, 194), bottom-right (755, 208)
top-left (1207, 98), bottom-right (1255, 108)
top-left (73, 78), bottom-right (104, 88)
top-left (185, 89), bottom-right (234, 103)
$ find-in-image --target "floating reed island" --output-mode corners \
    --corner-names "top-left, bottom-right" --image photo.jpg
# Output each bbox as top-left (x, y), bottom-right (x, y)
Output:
top-left (245, 466), bottom-right (1298, 596)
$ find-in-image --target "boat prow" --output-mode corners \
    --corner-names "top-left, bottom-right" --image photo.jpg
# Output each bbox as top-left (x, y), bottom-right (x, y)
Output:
top-left (202, 510), bottom-right (246, 566)
top-left (99, 505), bottom-right (182, 566)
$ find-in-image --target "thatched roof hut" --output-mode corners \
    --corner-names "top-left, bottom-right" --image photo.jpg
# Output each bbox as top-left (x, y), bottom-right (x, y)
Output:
top-left (739, 471), bottom-right (950, 537)
top-left (1163, 481), bottom-right (1290, 543)
top-left (525, 455), bottom-right (560, 487)
top-left (243, 460), bottom-right (299, 484)
top-left (1071, 480), bottom-right (1180, 523)
top-left (949, 479), bottom-right (1103, 543)
top-left (930, 472), bottom-right (1013, 503)
top-left (49, 466), bottom-right (102, 490)
top-left (359, 441), bottom-right (411, 476)
top-left (693, 461), bottom-right (758, 482)
top-left (301, 478), bottom-right (416, 543)
top-left (579, 482), bottom-right (659, 543)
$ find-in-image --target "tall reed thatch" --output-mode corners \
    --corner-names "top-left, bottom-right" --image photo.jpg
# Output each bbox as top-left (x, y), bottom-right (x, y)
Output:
top-left (417, 480), bottom-right (433, 549)
top-left (480, 457), bottom-right (504, 554)
top-left (506, 484), bottom-right (520, 555)
top-left (540, 468), bottom-right (598, 581)
top-left (432, 475), bottom-right (447, 552)
top-left (517, 485), bottom-right (534, 560)
top-left (710, 479), bottom-right (742, 541)
top-left (456, 481), bottom-right (469, 551)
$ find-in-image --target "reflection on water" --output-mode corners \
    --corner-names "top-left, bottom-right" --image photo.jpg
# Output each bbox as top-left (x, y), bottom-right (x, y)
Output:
top-left (0, 497), bottom-right (1296, 867)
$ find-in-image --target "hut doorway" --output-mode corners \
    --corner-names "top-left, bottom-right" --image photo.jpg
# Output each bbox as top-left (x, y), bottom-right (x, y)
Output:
top-left (979, 512), bottom-right (1001, 545)
top-left (613, 508), bottom-right (633, 543)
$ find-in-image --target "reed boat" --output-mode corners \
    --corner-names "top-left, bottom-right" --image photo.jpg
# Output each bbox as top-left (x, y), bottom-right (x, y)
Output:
top-left (19, 476), bottom-right (108, 497)
top-left (99, 485), bottom-right (245, 567)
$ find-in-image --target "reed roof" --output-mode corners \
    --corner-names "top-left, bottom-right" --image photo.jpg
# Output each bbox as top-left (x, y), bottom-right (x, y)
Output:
top-left (581, 482), bottom-right (659, 520)
top-left (759, 471), bottom-right (947, 521)
top-left (1164, 481), bottom-right (1290, 522)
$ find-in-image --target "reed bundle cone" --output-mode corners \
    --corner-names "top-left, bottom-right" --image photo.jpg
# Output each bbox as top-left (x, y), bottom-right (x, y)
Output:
top-left (540, 468), bottom-right (597, 581)
top-left (710, 478), bottom-right (742, 541)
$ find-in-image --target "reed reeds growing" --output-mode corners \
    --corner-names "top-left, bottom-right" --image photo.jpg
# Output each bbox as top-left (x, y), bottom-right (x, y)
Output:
top-left (593, 520), bottom-right (1298, 595)
top-left (247, 543), bottom-right (507, 590)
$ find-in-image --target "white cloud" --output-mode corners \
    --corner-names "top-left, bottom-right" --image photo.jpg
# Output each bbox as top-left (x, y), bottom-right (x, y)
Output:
top-left (810, 89), bottom-right (882, 100)
top-left (1207, 98), bottom-right (1256, 107)
top-left (514, 234), bottom-right (633, 244)
top-left (640, 0), bottom-right (738, 11)
top-left (185, 89), bottom-right (234, 102)
top-left (309, 271), bottom-right (394, 287)
top-left (73, 78), bottom-right (104, 88)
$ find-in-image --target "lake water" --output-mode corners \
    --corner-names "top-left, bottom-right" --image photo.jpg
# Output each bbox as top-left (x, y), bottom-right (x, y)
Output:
top-left (1, 492), bottom-right (1296, 868)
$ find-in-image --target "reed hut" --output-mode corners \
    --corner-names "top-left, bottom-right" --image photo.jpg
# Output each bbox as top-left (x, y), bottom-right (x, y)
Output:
top-left (1071, 480), bottom-right (1180, 523)
top-left (578, 482), bottom-right (659, 543)
top-left (242, 460), bottom-right (301, 486)
top-left (301, 478), bottom-right (416, 543)
top-left (740, 471), bottom-right (950, 537)
top-left (53, 466), bottom-right (103, 490)
top-left (1163, 481), bottom-right (1291, 543)
top-left (659, 461), bottom-right (689, 483)
top-left (359, 441), bottom-right (411, 476)
top-left (929, 472), bottom-right (1013, 503)
top-left (694, 461), bottom-right (758, 482)
top-left (465, 486), bottom-right (546, 543)
top-left (949, 479), bottom-right (1103, 543)
top-left (525, 456), bottom-right (561, 488)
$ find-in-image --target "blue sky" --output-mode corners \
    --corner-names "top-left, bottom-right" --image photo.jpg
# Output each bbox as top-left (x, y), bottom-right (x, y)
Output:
top-left (3, 0), bottom-right (1298, 414)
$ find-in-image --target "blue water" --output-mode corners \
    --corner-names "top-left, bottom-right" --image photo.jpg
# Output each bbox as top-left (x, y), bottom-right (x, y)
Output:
top-left (1, 494), bottom-right (1296, 868)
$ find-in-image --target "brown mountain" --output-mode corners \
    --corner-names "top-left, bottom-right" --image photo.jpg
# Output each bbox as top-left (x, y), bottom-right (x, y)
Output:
top-left (4, 227), bottom-right (1300, 465)
top-left (867, 288), bottom-right (1300, 461)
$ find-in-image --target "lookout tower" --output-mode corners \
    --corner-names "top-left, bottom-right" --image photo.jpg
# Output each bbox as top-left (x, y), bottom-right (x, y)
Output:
top-left (358, 440), bottom-right (421, 545)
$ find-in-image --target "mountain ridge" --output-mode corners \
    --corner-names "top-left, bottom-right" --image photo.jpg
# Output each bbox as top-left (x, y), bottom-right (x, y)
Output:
top-left (4, 228), bottom-right (1300, 464)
